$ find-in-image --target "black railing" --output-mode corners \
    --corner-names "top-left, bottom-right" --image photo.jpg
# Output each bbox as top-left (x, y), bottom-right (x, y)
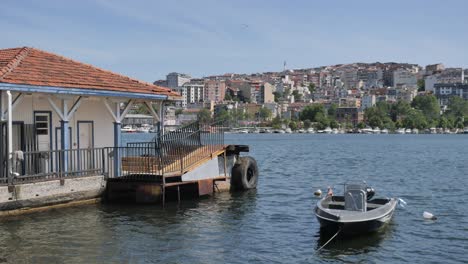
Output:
top-left (5, 148), bottom-right (107, 184)
top-left (0, 122), bottom-right (7, 185)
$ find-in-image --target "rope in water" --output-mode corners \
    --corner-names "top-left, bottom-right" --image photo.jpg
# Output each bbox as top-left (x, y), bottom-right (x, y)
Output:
top-left (317, 227), bottom-right (342, 252)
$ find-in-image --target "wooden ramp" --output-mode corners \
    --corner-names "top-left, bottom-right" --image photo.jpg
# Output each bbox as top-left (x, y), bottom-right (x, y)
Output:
top-left (118, 144), bottom-right (228, 205)
top-left (162, 144), bottom-right (227, 177)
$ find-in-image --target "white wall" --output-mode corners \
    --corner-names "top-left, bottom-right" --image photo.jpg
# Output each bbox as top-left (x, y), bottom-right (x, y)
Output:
top-left (11, 93), bottom-right (116, 150)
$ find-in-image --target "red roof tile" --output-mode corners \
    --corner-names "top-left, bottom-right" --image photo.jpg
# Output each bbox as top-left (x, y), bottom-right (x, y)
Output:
top-left (0, 47), bottom-right (180, 98)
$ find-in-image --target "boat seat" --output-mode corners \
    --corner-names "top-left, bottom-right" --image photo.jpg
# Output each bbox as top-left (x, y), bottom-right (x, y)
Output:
top-left (344, 189), bottom-right (367, 212)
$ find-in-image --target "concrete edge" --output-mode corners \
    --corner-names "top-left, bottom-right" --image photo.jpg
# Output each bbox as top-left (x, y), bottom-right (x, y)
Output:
top-left (0, 198), bottom-right (101, 218)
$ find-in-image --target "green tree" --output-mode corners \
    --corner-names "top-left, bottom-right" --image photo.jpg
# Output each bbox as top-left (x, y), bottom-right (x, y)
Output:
top-left (357, 122), bottom-right (366, 129)
top-left (391, 101), bottom-right (411, 121)
top-left (454, 116), bottom-right (465, 129)
top-left (303, 119), bottom-right (312, 129)
top-left (327, 104), bottom-right (337, 120)
top-left (417, 79), bottom-right (425, 92)
top-left (197, 108), bottom-right (212, 123)
top-left (308, 83), bottom-right (316, 101)
top-left (330, 120), bottom-right (339, 129)
top-left (289, 120), bottom-right (298, 131)
top-left (308, 83), bottom-right (316, 94)
top-left (403, 109), bottom-right (427, 129)
top-left (300, 104), bottom-right (326, 122)
top-left (271, 116), bottom-right (282, 129)
top-left (259, 107), bottom-right (272, 121)
top-left (438, 116), bottom-right (449, 128)
top-left (382, 116), bottom-right (396, 130)
top-left (273, 91), bottom-right (282, 103)
top-left (446, 96), bottom-right (468, 118)
top-left (314, 112), bottom-right (330, 130)
top-left (368, 116), bottom-right (383, 128)
top-left (292, 90), bottom-right (302, 102)
top-left (215, 108), bottom-right (230, 122)
top-left (411, 95), bottom-right (440, 122)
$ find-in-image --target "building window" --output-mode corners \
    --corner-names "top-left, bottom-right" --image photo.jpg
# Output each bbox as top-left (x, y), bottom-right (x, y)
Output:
top-left (35, 114), bottom-right (49, 135)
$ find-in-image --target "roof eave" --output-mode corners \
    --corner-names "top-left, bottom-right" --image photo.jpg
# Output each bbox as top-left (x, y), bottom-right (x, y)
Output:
top-left (0, 83), bottom-right (169, 100)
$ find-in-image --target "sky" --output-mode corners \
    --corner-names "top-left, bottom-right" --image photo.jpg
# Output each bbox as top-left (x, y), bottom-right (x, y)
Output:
top-left (1, 0), bottom-right (468, 82)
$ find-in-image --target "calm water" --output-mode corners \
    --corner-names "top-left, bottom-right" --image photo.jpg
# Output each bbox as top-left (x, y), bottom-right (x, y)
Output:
top-left (1, 134), bottom-right (467, 263)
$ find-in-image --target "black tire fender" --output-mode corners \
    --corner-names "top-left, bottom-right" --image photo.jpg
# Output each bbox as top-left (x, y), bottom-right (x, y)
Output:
top-left (231, 156), bottom-right (259, 190)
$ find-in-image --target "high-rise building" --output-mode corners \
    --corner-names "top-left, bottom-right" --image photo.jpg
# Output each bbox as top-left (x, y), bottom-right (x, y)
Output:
top-left (183, 79), bottom-right (205, 105)
top-left (259, 83), bottom-right (275, 103)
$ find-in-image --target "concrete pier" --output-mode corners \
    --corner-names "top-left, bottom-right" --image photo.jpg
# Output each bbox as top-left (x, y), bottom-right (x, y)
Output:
top-left (0, 175), bottom-right (106, 211)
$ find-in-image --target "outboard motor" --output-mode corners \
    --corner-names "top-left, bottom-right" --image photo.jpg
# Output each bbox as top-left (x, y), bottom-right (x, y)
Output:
top-left (366, 187), bottom-right (375, 201)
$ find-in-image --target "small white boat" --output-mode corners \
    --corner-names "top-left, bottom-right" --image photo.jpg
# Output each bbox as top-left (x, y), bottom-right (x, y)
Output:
top-left (381, 128), bottom-right (389, 134)
top-left (315, 183), bottom-right (397, 235)
top-left (285, 128), bottom-right (292, 134)
top-left (137, 124), bottom-right (152, 133)
top-left (307, 128), bottom-right (315, 134)
top-left (332, 128), bottom-right (339, 134)
top-left (405, 129), bottom-right (412, 134)
top-left (324, 127), bottom-right (332, 134)
top-left (373, 127), bottom-right (381, 134)
top-left (361, 127), bottom-right (373, 134)
top-left (396, 128), bottom-right (405, 134)
top-left (298, 129), bottom-right (306, 133)
top-left (411, 128), bottom-right (419, 134)
top-left (430, 127), bottom-right (437, 134)
top-left (121, 125), bottom-right (136, 133)
top-left (239, 129), bottom-right (249, 134)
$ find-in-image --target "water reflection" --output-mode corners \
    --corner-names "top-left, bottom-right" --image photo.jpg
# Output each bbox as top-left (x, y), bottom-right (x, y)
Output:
top-left (316, 223), bottom-right (394, 258)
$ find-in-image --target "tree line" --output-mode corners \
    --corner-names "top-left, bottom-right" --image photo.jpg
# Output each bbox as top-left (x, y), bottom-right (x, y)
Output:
top-left (197, 94), bottom-right (468, 131)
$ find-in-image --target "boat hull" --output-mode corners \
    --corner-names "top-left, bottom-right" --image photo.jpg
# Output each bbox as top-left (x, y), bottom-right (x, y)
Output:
top-left (316, 209), bottom-right (394, 235)
top-left (315, 196), bottom-right (397, 235)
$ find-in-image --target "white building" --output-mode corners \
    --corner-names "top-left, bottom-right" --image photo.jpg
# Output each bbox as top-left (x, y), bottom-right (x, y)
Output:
top-left (183, 80), bottom-right (205, 105)
top-left (425, 68), bottom-right (465, 93)
top-left (0, 47), bottom-right (179, 185)
top-left (166, 72), bottom-right (191, 88)
top-left (393, 68), bottom-right (417, 87)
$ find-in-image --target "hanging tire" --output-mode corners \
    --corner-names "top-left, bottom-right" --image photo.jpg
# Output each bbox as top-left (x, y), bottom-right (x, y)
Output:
top-left (231, 156), bottom-right (259, 191)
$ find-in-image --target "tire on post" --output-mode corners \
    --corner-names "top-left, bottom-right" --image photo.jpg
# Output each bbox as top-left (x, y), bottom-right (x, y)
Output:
top-left (231, 156), bottom-right (259, 191)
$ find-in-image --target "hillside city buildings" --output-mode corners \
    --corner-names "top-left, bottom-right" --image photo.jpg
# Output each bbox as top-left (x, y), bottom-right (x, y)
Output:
top-left (152, 62), bottom-right (468, 126)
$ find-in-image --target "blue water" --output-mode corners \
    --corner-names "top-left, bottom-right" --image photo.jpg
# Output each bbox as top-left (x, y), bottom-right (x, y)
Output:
top-left (0, 134), bottom-right (467, 263)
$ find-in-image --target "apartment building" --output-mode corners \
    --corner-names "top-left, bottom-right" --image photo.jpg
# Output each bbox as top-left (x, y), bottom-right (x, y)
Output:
top-left (204, 80), bottom-right (226, 103)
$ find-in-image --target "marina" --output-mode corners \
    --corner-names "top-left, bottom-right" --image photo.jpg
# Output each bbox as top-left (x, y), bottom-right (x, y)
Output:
top-left (226, 127), bottom-right (468, 134)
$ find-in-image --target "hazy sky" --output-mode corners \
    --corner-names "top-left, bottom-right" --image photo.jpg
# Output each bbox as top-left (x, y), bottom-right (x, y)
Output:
top-left (1, 0), bottom-right (467, 82)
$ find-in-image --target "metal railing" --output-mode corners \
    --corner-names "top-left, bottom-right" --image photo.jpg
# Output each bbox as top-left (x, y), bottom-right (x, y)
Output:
top-left (159, 120), bottom-right (225, 174)
top-left (5, 148), bottom-right (108, 184)
top-left (0, 120), bottom-right (226, 184)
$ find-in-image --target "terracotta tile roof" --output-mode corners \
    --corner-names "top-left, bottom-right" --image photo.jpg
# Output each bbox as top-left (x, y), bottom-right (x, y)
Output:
top-left (0, 47), bottom-right (180, 98)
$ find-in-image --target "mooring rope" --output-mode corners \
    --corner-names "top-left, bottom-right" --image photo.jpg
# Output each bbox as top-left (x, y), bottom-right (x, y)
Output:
top-left (317, 227), bottom-right (342, 252)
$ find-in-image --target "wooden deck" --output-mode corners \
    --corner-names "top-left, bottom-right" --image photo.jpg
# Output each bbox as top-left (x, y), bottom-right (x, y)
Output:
top-left (121, 144), bottom-right (227, 178)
